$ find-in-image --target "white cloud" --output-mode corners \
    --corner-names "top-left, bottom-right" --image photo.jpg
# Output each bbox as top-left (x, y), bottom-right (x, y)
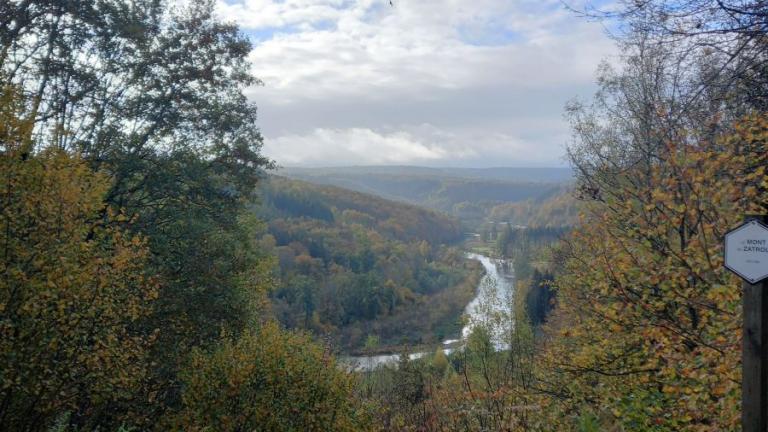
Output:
top-left (266, 127), bottom-right (449, 166)
top-left (217, 0), bottom-right (347, 29)
top-left (264, 125), bottom-right (559, 167)
top-left (215, 0), bottom-right (617, 166)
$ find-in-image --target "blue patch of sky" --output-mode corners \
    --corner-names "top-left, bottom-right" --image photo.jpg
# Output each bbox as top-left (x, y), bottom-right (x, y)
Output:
top-left (313, 19), bottom-right (337, 32)
top-left (359, 1), bottom-right (389, 24)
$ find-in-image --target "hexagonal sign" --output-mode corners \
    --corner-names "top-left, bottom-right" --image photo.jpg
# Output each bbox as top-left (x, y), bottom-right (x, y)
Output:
top-left (724, 219), bottom-right (768, 284)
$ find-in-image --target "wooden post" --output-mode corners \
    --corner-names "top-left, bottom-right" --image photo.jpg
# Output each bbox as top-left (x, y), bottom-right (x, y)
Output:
top-left (743, 214), bottom-right (768, 432)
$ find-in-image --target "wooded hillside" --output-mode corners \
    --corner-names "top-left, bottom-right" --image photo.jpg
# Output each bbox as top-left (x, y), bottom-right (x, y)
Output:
top-left (257, 176), bottom-right (480, 350)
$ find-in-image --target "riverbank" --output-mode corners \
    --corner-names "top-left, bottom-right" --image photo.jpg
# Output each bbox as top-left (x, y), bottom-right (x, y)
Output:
top-left (338, 259), bottom-right (484, 354)
top-left (341, 253), bottom-right (515, 371)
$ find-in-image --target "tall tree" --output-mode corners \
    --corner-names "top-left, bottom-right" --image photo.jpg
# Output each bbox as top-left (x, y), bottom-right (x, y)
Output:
top-left (0, 0), bottom-right (273, 405)
top-left (571, 0), bottom-right (768, 111)
top-left (542, 113), bottom-right (767, 430)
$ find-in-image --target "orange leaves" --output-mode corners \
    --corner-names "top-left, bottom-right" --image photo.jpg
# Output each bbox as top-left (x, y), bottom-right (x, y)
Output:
top-left (538, 114), bottom-right (768, 430)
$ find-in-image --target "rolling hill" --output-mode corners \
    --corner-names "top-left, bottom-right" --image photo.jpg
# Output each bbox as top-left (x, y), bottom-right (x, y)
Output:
top-left (277, 166), bottom-right (574, 226)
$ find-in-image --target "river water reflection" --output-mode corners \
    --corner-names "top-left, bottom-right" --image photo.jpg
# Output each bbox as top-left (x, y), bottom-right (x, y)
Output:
top-left (340, 253), bottom-right (514, 371)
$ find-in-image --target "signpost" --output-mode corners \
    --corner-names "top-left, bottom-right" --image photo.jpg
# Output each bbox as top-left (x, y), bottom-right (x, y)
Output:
top-left (725, 216), bottom-right (768, 432)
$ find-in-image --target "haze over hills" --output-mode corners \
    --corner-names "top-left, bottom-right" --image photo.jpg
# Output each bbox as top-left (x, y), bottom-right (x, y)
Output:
top-left (280, 166), bottom-right (574, 183)
top-left (278, 165), bottom-right (575, 226)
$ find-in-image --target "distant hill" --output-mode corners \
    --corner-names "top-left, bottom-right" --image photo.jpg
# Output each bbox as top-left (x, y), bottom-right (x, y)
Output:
top-left (277, 166), bottom-right (573, 226)
top-left (487, 187), bottom-right (580, 228)
top-left (280, 165), bottom-right (573, 183)
top-left (259, 175), bottom-right (463, 244)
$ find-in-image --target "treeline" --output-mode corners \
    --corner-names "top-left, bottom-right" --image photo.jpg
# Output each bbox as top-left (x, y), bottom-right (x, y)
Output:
top-left (257, 177), bottom-right (479, 350)
top-left (488, 189), bottom-right (579, 228)
top-left (0, 2), bottom-right (369, 431)
top-left (362, 1), bottom-right (768, 430)
top-left (495, 224), bottom-right (561, 329)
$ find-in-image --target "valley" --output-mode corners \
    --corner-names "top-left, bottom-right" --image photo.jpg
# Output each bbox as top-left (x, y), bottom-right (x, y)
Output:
top-left (3, 1), bottom-right (760, 429)
top-left (259, 169), bottom-right (574, 357)
top-left (341, 252), bottom-right (515, 371)
top-left (256, 176), bottom-right (480, 352)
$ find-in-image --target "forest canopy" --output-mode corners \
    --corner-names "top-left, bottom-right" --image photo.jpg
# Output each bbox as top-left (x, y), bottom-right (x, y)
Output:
top-left (257, 176), bottom-right (479, 350)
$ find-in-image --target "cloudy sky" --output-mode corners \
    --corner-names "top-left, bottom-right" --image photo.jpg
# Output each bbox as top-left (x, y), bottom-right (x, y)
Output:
top-left (215, 0), bottom-right (617, 167)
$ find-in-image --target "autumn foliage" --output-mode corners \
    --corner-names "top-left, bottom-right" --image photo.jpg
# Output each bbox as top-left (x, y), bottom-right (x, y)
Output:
top-left (357, 115), bottom-right (768, 432)
top-left (172, 322), bottom-right (370, 431)
top-left (539, 114), bottom-right (768, 430)
top-left (0, 87), bottom-right (158, 429)
top-left (3, 0), bottom-right (767, 430)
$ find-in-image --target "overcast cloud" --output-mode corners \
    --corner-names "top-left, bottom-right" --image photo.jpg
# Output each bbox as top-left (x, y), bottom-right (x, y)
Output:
top-left (215, 0), bottom-right (617, 167)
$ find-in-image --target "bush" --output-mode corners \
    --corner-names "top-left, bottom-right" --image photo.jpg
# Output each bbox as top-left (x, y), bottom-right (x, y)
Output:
top-left (172, 322), bottom-right (370, 431)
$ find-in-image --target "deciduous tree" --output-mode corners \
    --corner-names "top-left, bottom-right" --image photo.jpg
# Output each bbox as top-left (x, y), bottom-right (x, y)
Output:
top-left (0, 86), bottom-right (157, 430)
top-left (172, 322), bottom-right (370, 432)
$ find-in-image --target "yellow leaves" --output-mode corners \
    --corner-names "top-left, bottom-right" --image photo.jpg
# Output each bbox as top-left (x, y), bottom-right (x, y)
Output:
top-left (173, 322), bottom-right (368, 431)
top-left (661, 385), bottom-right (678, 395)
top-left (537, 114), bottom-right (768, 430)
top-left (0, 87), bottom-right (158, 428)
top-left (712, 383), bottom-right (730, 397)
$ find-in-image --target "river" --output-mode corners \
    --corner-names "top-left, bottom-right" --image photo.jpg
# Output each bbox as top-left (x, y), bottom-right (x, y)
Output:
top-left (340, 253), bottom-right (515, 371)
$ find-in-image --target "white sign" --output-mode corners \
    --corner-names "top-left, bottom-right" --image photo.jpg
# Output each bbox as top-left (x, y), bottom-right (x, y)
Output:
top-left (724, 220), bottom-right (768, 284)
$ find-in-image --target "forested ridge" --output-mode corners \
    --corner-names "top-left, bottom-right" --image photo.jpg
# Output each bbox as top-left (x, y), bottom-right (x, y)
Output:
top-left (487, 189), bottom-right (579, 228)
top-left (257, 176), bottom-right (480, 351)
top-left (2, 0), bottom-right (768, 431)
top-left (281, 167), bottom-right (568, 226)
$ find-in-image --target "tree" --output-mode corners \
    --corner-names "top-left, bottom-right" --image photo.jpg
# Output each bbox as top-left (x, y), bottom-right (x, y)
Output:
top-left (431, 347), bottom-right (449, 374)
top-left (495, 222), bottom-right (513, 257)
top-left (541, 114), bottom-right (768, 430)
top-left (527, 4), bottom-right (768, 427)
top-left (171, 322), bottom-right (370, 432)
top-left (0, 0), bottom-right (267, 165)
top-left (524, 269), bottom-right (555, 326)
top-left (570, 0), bottom-right (768, 111)
top-left (0, 86), bottom-right (157, 430)
top-left (0, 0), bottom-right (274, 408)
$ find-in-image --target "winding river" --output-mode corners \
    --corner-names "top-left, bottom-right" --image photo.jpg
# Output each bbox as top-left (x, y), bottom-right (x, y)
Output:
top-left (340, 253), bottom-right (515, 371)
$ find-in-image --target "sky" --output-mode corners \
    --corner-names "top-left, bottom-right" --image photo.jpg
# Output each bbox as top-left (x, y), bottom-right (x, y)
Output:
top-left (215, 0), bottom-right (618, 168)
